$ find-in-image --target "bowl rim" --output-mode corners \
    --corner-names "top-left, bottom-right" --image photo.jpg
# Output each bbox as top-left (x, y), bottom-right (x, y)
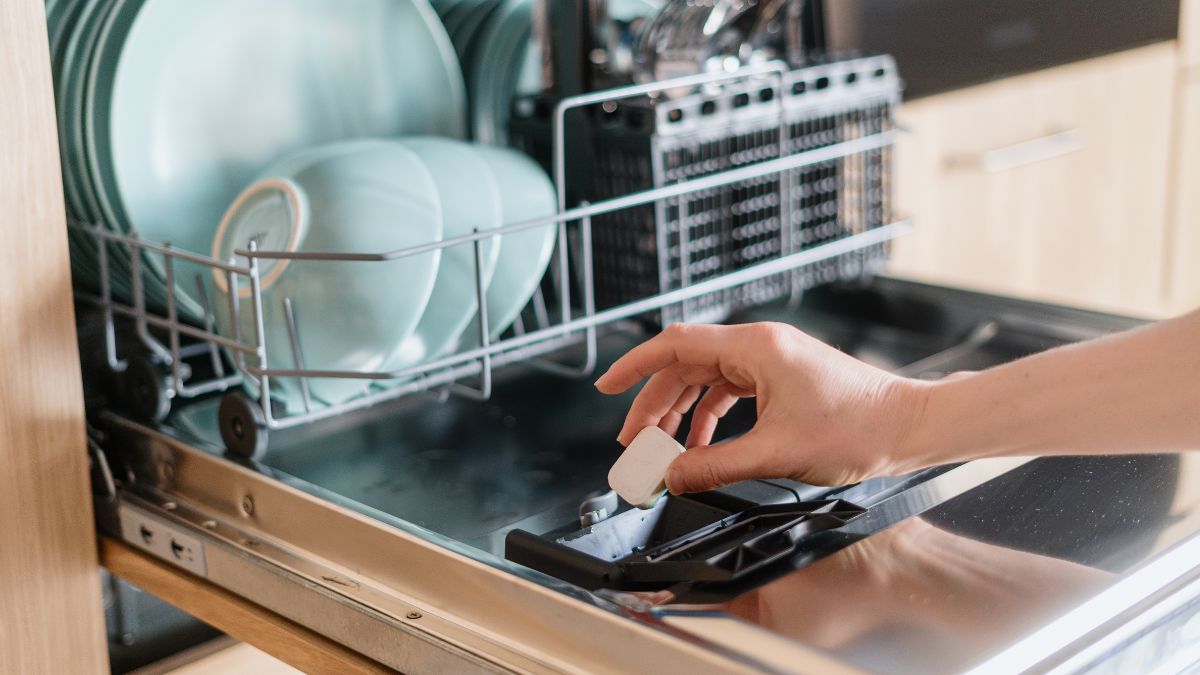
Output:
top-left (210, 176), bottom-right (310, 297)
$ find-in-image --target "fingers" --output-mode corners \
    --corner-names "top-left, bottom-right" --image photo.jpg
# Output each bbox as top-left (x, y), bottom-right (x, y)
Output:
top-left (594, 324), bottom-right (737, 394)
top-left (615, 368), bottom-right (689, 445)
top-left (685, 385), bottom-right (743, 448)
top-left (616, 364), bottom-right (726, 445)
top-left (665, 429), bottom-right (780, 494)
top-left (657, 385), bottom-right (703, 439)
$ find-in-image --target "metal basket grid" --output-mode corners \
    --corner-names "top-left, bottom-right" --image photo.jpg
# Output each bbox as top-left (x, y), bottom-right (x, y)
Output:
top-left (588, 55), bottom-right (898, 325)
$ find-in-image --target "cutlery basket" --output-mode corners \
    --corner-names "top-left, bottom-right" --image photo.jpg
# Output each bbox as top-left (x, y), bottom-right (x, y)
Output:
top-left (584, 55), bottom-right (899, 326)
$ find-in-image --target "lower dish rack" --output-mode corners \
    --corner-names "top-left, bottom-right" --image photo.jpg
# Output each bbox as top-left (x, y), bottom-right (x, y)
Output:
top-left (72, 55), bottom-right (908, 458)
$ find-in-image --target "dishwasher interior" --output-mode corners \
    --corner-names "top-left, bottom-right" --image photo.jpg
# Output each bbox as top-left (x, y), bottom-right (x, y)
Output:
top-left (87, 277), bottom-right (1200, 674)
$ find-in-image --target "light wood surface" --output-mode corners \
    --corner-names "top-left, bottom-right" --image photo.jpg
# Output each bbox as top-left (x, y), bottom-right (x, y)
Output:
top-left (1182, 0), bottom-right (1200, 77)
top-left (0, 1), bottom-right (108, 673)
top-left (1166, 81), bottom-right (1200, 316)
top-left (101, 538), bottom-right (395, 674)
top-left (888, 42), bottom-right (1177, 318)
top-left (132, 637), bottom-right (301, 675)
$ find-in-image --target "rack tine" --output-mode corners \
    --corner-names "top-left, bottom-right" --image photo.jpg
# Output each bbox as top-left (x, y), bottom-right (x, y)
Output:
top-left (225, 261), bottom-right (258, 387)
top-left (579, 210), bottom-right (597, 374)
top-left (531, 286), bottom-right (550, 329)
top-left (282, 297), bottom-right (313, 414)
top-left (556, 219), bottom-right (570, 325)
top-left (193, 273), bottom-right (225, 378)
top-left (97, 235), bottom-right (124, 371)
top-left (164, 245), bottom-right (184, 391)
top-left (450, 229), bottom-right (493, 400)
top-left (129, 246), bottom-right (172, 363)
top-left (246, 241), bottom-right (273, 424)
top-left (528, 209), bottom-right (597, 378)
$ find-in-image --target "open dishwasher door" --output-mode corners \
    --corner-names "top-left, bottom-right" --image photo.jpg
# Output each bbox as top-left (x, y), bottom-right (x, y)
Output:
top-left (89, 278), bottom-right (1200, 674)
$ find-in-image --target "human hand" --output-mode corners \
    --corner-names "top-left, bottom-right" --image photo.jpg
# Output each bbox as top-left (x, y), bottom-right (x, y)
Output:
top-left (593, 322), bottom-right (932, 491)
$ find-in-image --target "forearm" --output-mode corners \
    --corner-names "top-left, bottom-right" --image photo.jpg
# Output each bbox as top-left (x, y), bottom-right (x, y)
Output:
top-left (907, 309), bottom-right (1200, 468)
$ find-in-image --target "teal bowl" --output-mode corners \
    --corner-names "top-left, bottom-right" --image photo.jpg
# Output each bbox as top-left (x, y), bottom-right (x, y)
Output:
top-left (471, 145), bottom-right (557, 340)
top-left (211, 140), bottom-right (443, 412)
top-left (384, 137), bottom-right (503, 370)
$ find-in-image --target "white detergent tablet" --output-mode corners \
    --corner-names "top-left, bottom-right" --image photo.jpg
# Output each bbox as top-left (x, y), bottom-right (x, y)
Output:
top-left (608, 426), bottom-right (685, 509)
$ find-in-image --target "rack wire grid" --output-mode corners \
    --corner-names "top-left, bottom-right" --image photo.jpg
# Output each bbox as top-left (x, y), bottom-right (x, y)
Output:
top-left (71, 57), bottom-right (909, 433)
top-left (585, 54), bottom-right (900, 325)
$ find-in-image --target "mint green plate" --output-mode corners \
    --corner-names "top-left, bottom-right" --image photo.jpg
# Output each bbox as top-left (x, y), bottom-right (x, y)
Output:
top-left (90, 0), bottom-right (464, 322)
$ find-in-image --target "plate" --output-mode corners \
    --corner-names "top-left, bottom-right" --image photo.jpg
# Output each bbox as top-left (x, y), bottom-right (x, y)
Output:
top-left (60, 0), bottom-right (130, 295)
top-left (468, 0), bottom-right (542, 145)
top-left (441, 0), bottom-right (488, 45)
top-left (48, 0), bottom-right (91, 282)
top-left (450, 0), bottom-right (504, 66)
top-left (91, 0), bottom-right (465, 319)
top-left (471, 145), bottom-right (557, 339)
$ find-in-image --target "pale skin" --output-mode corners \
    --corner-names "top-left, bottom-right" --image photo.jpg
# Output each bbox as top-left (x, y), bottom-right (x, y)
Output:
top-left (593, 310), bottom-right (1200, 494)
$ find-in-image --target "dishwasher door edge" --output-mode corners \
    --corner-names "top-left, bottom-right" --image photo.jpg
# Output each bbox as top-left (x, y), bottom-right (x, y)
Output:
top-left (96, 413), bottom-right (861, 675)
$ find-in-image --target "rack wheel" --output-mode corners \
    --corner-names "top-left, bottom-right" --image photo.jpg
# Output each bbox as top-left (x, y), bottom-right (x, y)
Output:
top-left (218, 392), bottom-right (268, 461)
top-left (122, 356), bottom-right (173, 424)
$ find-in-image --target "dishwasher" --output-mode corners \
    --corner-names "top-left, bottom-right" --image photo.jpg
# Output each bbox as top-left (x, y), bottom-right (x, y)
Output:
top-left (71, 1), bottom-right (1200, 672)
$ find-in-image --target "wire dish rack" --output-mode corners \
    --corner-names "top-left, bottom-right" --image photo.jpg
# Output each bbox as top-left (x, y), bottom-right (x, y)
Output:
top-left (72, 56), bottom-right (908, 459)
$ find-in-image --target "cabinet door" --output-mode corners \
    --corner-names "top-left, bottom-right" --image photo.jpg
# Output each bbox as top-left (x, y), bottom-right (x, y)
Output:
top-left (1182, 0), bottom-right (1200, 73)
top-left (1168, 81), bottom-right (1200, 315)
top-left (888, 43), bottom-right (1176, 317)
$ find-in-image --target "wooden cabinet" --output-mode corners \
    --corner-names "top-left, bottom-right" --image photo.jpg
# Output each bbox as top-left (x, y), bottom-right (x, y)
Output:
top-left (1167, 80), bottom-right (1200, 315)
top-left (0, 1), bottom-right (108, 672)
top-left (1182, 0), bottom-right (1200, 74)
top-left (887, 42), bottom-right (1178, 317)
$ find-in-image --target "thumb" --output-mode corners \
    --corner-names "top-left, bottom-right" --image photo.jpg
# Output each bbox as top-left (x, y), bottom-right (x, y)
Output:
top-left (665, 430), bottom-right (776, 495)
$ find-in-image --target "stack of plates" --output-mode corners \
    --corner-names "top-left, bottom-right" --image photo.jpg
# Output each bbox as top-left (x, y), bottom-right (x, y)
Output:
top-left (47, 0), bottom-right (466, 322)
top-left (431, 0), bottom-right (536, 145)
top-left (430, 0), bottom-right (663, 144)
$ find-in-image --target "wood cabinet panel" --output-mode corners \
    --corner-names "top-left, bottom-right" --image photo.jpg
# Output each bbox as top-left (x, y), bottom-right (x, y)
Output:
top-left (0, 1), bottom-right (107, 672)
top-left (1182, 0), bottom-right (1200, 75)
top-left (888, 42), bottom-right (1177, 317)
top-left (1167, 82), bottom-right (1200, 315)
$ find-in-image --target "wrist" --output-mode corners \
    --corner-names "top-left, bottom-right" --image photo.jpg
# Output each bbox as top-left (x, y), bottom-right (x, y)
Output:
top-left (887, 375), bottom-right (966, 474)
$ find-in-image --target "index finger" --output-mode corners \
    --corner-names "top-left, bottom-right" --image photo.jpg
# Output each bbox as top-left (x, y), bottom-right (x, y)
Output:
top-left (594, 323), bottom-right (739, 394)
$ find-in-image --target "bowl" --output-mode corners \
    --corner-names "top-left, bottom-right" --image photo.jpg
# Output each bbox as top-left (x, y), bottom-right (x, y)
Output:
top-left (471, 145), bottom-right (558, 340)
top-left (211, 140), bottom-right (443, 412)
top-left (383, 137), bottom-right (504, 370)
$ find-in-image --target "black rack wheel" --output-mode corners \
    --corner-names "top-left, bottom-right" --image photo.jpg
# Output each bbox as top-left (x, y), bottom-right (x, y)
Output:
top-left (218, 392), bottom-right (268, 461)
top-left (121, 356), bottom-right (173, 424)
